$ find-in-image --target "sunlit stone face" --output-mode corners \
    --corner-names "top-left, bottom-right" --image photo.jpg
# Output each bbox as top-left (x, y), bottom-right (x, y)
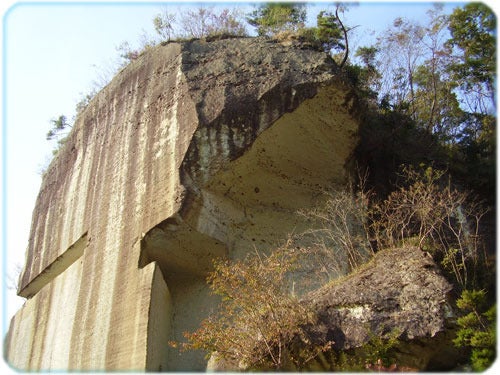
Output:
top-left (6, 38), bottom-right (358, 371)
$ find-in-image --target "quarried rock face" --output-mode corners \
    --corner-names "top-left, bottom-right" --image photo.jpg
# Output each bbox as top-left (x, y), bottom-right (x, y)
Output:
top-left (5, 37), bottom-right (359, 371)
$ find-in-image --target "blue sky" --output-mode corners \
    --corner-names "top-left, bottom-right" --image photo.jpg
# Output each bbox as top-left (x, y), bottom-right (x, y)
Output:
top-left (0, 0), bottom-right (492, 350)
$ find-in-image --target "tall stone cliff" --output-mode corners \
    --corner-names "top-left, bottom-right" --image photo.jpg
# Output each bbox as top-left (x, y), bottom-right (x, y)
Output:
top-left (5, 37), bottom-right (360, 371)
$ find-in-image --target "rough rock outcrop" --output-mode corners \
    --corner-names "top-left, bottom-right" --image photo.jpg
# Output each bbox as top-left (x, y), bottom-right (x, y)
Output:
top-left (206, 246), bottom-right (458, 372)
top-left (305, 246), bottom-right (457, 371)
top-left (5, 37), bottom-right (359, 371)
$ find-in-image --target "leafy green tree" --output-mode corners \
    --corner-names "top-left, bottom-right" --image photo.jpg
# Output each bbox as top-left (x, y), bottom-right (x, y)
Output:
top-left (46, 114), bottom-right (73, 156)
top-left (447, 3), bottom-right (496, 115)
top-left (365, 4), bottom-right (495, 155)
top-left (312, 5), bottom-right (350, 68)
top-left (409, 4), bottom-right (465, 139)
top-left (247, 2), bottom-right (306, 37)
top-left (445, 4), bottom-right (496, 198)
top-left (412, 64), bottom-right (464, 140)
top-left (453, 289), bottom-right (496, 371)
top-left (315, 10), bottom-right (344, 52)
top-left (46, 115), bottom-right (71, 141)
top-left (355, 46), bottom-right (379, 81)
top-left (350, 46), bottom-right (381, 100)
top-left (290, 4), bottom-right (351, 68)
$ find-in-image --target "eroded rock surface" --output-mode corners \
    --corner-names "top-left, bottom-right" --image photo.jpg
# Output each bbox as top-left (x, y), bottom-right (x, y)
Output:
top-left (207, 247), bottom-right (458, 372)
top-left (305, 246), bottom-right (457, 370)
top-left (5, 37), bottom-right (359, 371)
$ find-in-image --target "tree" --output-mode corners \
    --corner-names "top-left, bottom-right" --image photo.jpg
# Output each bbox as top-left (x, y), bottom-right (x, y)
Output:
top-left (152, 6), bottom-right (247, 40)
top-left (46, 114), bottom-right (73, 156)
top-left (333, 4), bottom-right (350, 68)
top-left (313, 6), bottom-right (350, 67)
top-left (153, 8), bottom-right (176, 41)
top-left (446, 3), bottom-right (496, 115)
top-left (453, 289), bottom-right (496, 371)
top-left (351, 45), bottom-right (381, 100)
top-left (412, 64), bottom-right (464, 140)
top-left (247, 2), bottom-right (306, 37)
top-left (375, 16), bottom-right (426, 117)
top-left (444, 4), bottom-right (496, 198)
top-left (46, 115), bottom-right (71, 141)
top-left (116, 41), bottom-right (141, 62)
top-left (178, 6), bottom-right (247, 39)
top-left (410, 4), bottom-right (464, 139)
top-left (180, 6), bottom-right (212, 38)
top-left (365, 3), bottom-right (495, 154)
top-left (299, 187), bottom-right (374, 278)
top-left (205, 8), bottom-right (248, 37)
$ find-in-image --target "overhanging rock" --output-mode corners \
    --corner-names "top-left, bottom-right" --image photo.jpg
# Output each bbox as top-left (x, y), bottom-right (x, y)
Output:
top-left (5, 37), bottom-right (359, 371)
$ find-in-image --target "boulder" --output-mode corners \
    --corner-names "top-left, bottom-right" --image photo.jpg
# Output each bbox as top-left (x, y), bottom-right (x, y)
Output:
top-left (304, 246), bottom-right (458, 371)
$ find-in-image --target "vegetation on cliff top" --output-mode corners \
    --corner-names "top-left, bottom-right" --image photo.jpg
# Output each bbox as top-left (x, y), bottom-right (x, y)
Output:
top-left (45, 3), bottom-right (348, 150)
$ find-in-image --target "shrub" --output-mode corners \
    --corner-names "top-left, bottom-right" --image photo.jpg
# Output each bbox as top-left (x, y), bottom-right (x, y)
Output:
top-left (370, 165), bottom-right (489, 290)
top-left (298, 186), bottom-right (374, 279)
top-left (176, 165), bottom-right (493, 370)
top-left (178, 6), bottom-right (247, 39)
top-left (177, 238), bottom-right (333, 371)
